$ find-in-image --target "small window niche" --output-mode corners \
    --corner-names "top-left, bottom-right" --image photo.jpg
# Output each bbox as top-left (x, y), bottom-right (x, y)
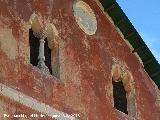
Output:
top-left (29, 14), bottom-right (59, 77)
top-left (112, 63), bottom-right (136, 117)
top-left (29, 28), bottom-right (52, 74)
top-left (112, 79), bottom-right (128, 114)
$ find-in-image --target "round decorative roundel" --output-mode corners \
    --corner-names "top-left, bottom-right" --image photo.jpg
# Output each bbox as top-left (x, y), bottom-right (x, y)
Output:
top-left (73, 0), bottom-right (97, 35)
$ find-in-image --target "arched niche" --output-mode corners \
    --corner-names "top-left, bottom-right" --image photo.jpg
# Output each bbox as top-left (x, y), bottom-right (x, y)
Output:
top-left (28, 14), bottom-right (59, 77)
top-left (111, 61), bottom-right (136, 117)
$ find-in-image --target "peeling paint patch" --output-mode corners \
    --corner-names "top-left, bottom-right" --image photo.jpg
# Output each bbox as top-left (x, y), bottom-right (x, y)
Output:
top-left (0, 28), bottom-right (17, 60)
top-left (19, 41), bottom-right (29, 63)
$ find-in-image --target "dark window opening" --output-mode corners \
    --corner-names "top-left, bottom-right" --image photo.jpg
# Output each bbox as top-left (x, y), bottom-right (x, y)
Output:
top-left (29, 29), bottom-right (52, 74)
top-left (112, 80), bottom-right (128, 114)
top-left (29, 29), bottom-right (39, 66)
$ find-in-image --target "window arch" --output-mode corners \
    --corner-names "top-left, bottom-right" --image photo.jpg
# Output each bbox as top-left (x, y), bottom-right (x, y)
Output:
top-left (112, 61), bottom-right (136, 117)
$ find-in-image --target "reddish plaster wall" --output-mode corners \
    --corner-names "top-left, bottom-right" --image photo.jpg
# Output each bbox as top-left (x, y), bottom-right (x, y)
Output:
top-left (0, 0), bottom-right (159, 120)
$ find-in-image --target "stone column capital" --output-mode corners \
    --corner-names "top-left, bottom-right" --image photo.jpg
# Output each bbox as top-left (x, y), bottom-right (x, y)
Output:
top-left (33, 29), bottom-right (48, 40)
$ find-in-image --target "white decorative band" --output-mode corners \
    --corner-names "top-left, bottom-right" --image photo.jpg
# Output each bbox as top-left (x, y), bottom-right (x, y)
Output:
top-left (0, 83), bottom-right (78, 120)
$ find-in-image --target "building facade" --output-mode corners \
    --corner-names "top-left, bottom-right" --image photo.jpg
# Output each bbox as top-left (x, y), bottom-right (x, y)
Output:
top-left (0, 0), bottom-right (160, 120)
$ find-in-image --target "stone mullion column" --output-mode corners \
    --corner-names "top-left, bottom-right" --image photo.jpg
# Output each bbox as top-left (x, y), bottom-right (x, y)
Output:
top-left (35, 31), bottom-right (50, 75)
top-left (38, 39), bottom-right (45, 63)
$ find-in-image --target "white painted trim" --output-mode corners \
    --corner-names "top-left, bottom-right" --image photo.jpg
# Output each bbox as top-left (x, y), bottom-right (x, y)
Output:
top-left (0, 83), bottom-right (78, 120)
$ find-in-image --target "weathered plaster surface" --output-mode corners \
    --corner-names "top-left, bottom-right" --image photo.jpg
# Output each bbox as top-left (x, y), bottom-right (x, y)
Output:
top-left (0, 28), bottom-right (17, 60)
top-left (0, 83), bottom-right (76, 120)
top-left (0, 0), bottom-right (159, 120)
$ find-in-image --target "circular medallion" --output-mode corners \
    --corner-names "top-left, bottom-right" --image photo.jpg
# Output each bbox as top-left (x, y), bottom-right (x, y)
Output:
top-left (73, 0), bottom-right (97, 35)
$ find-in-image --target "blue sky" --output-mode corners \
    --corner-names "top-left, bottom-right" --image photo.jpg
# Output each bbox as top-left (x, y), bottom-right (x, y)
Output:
top-left (117, 0), bottom-right (160, 63)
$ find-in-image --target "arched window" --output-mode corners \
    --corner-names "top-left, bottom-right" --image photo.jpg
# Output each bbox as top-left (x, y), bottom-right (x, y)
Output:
top-left (112, 62), bottom-right (136, 117)
top-left (112, 79), bottom-right (128, 114)
top-left (29, 14), bottom-right (59, 77)
top-left (29, 28), bottom-right (52, 74)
